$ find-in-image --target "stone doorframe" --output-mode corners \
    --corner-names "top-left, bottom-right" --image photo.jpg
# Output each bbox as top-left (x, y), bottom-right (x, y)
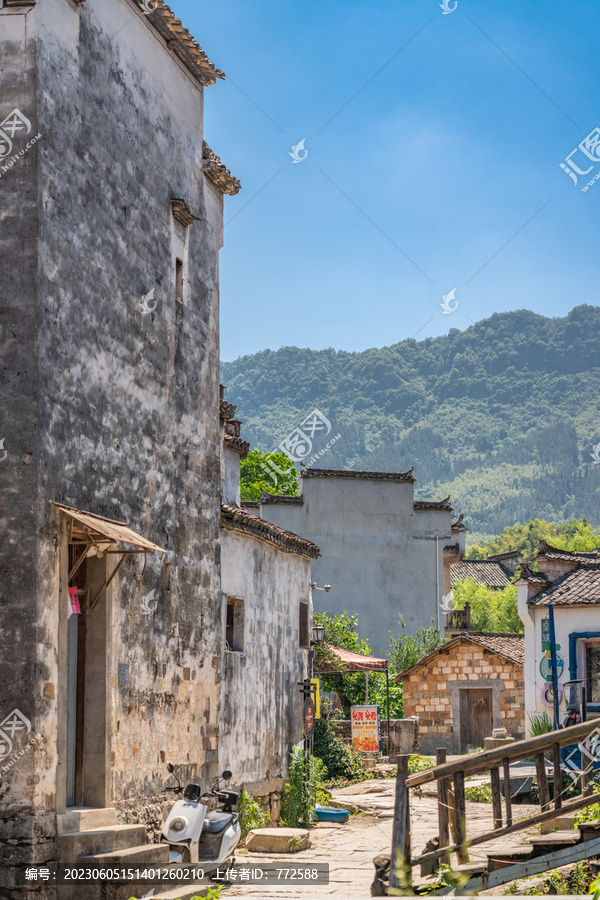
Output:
top-left (447, 678), bottom-right (505, 754)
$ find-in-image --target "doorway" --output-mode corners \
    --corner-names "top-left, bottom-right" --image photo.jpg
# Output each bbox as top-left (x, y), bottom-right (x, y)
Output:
top-left (66, 541), bottom-right (109, 808)
top-left (459, 688), bottom-right (493, 751)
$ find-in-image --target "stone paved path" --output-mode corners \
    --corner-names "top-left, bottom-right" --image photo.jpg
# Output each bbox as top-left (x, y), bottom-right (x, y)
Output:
top-left (226, 779), bottom-right (541, 898)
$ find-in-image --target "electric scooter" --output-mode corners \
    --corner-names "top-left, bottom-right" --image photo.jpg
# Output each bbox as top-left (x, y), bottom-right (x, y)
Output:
top-left (160, 763), bottom-right (241, 869)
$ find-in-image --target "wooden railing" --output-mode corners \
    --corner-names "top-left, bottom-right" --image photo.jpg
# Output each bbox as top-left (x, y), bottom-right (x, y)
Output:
top-left (389, 717), bottom-right (600, 890)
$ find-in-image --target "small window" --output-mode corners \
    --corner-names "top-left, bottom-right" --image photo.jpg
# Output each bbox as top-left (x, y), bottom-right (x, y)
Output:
top-left (226, 596), bottom-right (245, 652)
top-left (299, 601), bottom-right (309, 649)
top-left (175, 258), bottom-right (184, 304)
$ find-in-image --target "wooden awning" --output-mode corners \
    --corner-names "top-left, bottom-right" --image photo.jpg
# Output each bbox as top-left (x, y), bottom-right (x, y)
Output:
top-left (54, 503), bottom-right (166, 554)
top-left (317, 645), bottom-right (389, 674)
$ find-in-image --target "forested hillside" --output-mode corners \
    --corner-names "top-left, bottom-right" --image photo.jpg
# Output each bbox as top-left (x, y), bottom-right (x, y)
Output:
top-left (221, 305), bottom-right (600, 544)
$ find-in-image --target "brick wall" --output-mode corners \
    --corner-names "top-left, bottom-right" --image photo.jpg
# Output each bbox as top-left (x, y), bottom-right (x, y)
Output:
top-left (402, 642), bottom-right (525, 750)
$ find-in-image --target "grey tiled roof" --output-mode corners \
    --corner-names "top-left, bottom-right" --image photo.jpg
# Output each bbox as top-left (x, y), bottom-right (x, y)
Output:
top-left (396, 631), bottom-right (524, 679)
top-left (451, 560), bottom-right (511, 589)
top-left (535, 540), bottom-right (600, 564)
top-left (221, 504), bottom-right (320, 558)
top-left (139, 1), bottom-right (225, 85)
top-left (414, 496), bottom-right (452, 511)
top-left (300, 466), bottom-right (415, 482)
top-left (529, 565), bottom-right (600, 607)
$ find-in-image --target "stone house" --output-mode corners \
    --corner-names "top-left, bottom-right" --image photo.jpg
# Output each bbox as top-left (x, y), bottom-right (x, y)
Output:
top-left (259, 466), bottom-right (464, 656)
top-left (219, 398), bottom-right (320, 820)
top-left (0, 0), bottom-right (315, 892)
top-left (518, 541), bottom-right (600, 732)
top-left (398, 631), bottom-right (525, 753)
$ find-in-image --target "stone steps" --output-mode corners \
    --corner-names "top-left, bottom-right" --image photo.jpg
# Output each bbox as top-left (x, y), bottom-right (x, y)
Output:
top-left (152, 886), bottom-right (211, 899)
top-left (78, 842), bottom-right (170, 866)
top-left (57, 807), bottom-right (119, 834)
top-left (58, 823), bottom-right (148, 859)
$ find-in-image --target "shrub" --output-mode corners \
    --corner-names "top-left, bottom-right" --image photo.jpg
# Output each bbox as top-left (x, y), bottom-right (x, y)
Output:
top-left (528, 712), bottom-right (553, 736)
top-left (313, 718), bottom-right (365, 781)
top-left (464, 783), bottom-right (492, 803)
top-left (281, 744), bottom-right (327, 827)
top-left (238, 790), bottom-right (270, 840)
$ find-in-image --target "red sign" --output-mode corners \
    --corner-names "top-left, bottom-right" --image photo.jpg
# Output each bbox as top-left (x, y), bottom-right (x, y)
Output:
top-left (304, 698), bottom-right (316, 737)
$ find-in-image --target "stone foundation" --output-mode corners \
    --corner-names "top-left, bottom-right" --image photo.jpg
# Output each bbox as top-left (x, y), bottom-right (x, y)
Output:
top-left (243, 777), bottom-right (285, 824)
top-left (0, 809), bottom-right (58, 898)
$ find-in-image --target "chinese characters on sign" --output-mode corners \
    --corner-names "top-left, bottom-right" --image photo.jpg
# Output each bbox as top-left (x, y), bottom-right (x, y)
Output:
top-left (350, 705), bottom-right (380, 752)
top-left (560, 126), bottom-right (600, 192)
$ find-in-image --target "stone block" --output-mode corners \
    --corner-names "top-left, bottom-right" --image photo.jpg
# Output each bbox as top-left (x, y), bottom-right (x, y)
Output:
top-left (246, 827), bottom-right (310, 853)
top-left (540, 814), bottom-right (574, 834)
top-left (484, 736), bottom-right (515, 751)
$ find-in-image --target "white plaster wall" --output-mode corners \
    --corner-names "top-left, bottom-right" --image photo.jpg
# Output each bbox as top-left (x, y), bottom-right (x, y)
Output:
top-left (261, 477), bottom-right (451, 655)
top-left (520, 590), bottom-right (600, 732)
top-left (219, 529), bottom-right (311, 788)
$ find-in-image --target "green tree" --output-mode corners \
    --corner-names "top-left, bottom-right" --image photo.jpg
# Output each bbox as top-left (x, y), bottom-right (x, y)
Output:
top-left (465, 517), bottom-right (600, 561)
top-left (239, 449), bottom-right (299, 502)
top-left (389, 616), bottom-right (442, 674)
top-left (452, 580), bottom-right (521, 633)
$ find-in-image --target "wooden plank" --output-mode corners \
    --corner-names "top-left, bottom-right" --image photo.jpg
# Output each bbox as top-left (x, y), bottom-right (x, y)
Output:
top-left (464, 836), bottom-right (600, 893)
top-left (406, 716), bottom-right (600, 787)
top-left (552, 742), bottom-right (562, 810)
top-left (436, 748), bottom-right (450, 860)
top-left (503, 757), bottom-right (512, 826)
top-left (535, 752), bottom-right (551, 811)
top-left (490, 766), bottom-right (502, 830)
top-left (389, 754), bottom-right (411, 891)
top-left (411, 790), bottom-right (599, 867)
top-left (454, 771), bottom-right (469, 864)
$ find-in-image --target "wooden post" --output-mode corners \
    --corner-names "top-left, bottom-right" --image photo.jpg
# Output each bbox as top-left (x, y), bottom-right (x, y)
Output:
top-left (503, 757), bottom-right (512, 827)
top-left (390, 754), bottom-right (412, 892)
top-left (552, 742), bottom-right (562, 810)
top-left (436, 748), bottom-right (450, 862)
top-left (490, 766), bottom-right (503, 830)
top-left (535, 752), bottom-right (551, 811)
top-left (453, 770), bottom-right (469, 863)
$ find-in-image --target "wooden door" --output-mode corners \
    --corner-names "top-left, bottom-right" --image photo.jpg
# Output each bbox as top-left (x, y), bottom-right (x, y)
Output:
top-left (460, 688), bottom-right (493, 751)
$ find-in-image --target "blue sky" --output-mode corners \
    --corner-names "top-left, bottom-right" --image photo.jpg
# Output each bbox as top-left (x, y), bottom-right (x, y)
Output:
top-left (170, 0), bottom-right (600, 361)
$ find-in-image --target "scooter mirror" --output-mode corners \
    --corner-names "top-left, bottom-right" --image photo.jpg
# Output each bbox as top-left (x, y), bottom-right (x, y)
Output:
top-left (222, 770), bottom-right (232, 780)
top-left (167, 763), bottom-right (174, 773)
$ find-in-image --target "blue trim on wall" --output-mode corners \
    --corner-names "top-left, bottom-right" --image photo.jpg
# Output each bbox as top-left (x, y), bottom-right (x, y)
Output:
top-left (568, 631), bottom-right (600, 681)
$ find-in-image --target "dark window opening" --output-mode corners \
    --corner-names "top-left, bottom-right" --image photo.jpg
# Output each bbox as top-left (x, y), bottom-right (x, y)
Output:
top-left (226, 596), bottom-right (244, 652)
top-left (299, 601), bottom-right (309, 649)
top-left (176, 258), bottom-right (184, 304)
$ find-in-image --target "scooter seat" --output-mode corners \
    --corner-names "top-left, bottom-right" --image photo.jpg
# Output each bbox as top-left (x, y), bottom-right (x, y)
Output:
top-left (202, 811), bottom-right (235, 834)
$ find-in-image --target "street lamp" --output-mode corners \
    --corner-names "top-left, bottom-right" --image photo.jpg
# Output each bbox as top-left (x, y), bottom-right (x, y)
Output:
top-left (312, 624), bottom-right (325, 644)
top-left (310, 582), bottom-right (331, 592)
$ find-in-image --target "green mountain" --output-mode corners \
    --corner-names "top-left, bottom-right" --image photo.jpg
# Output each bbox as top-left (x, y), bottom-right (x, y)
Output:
top-left (221, 305), bottom-right (600, 544)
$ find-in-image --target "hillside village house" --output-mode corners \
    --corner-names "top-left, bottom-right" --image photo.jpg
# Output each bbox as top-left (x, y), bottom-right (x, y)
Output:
top-left (398, 627), bottom-right (525, 754)
top-left (0, 1), bottom-right (317, 893)
top-left (219, 398), bottom-right (320, 821)
top-left (518, 541), bottom-right (600, 731)
top-left (258, 466), bottom-right (465, 655)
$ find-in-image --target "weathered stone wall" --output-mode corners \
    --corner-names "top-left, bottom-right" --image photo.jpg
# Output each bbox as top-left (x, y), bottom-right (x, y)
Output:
top-left (0, 0), bottom-right (227, 888)
top-left (402, 644), bottom-right (525, 753)
top-left (219, 528), bottom-right (310, 793)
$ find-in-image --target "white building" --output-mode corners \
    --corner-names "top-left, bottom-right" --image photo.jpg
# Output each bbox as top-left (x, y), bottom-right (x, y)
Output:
top-left (518, 541), bottom-right (600, 733)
